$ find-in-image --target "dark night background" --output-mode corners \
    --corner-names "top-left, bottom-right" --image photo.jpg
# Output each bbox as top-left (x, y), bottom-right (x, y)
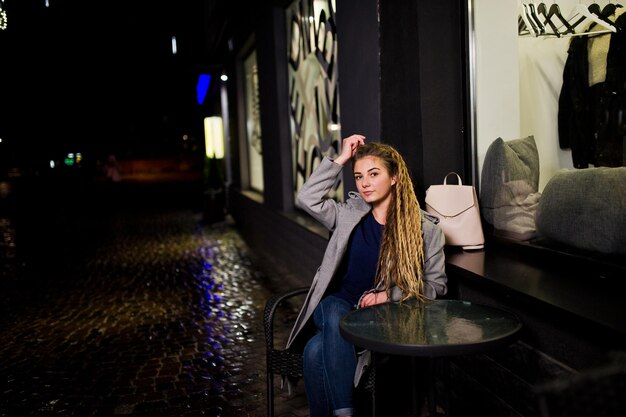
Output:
top-left (0, 0), bottom-right (238, 174)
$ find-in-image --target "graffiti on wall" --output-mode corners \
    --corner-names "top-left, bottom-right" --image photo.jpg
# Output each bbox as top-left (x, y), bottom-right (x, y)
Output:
top-left (286, 0), bottom-right (343, 201)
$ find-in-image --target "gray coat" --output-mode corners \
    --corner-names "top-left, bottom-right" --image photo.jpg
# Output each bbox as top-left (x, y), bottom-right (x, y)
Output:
top-left (286, 157), bottom-right (448, 384)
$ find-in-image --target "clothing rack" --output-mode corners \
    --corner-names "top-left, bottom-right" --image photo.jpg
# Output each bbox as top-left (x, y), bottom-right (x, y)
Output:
top-left (519, 1), bottom-right (622, 37)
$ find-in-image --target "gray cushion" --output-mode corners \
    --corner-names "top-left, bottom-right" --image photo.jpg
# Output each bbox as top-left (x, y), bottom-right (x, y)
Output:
top-left (535, 167), bottom-right (626, 255)
top-left (480, 136), bottom-right (540, 239)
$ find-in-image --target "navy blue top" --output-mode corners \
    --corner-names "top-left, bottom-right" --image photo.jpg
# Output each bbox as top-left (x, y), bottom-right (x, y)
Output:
top-left (333, 212), bottom-right (383, 306)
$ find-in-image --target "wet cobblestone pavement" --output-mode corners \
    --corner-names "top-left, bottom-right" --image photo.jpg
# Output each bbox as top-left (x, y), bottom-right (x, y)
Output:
top-left (0, 180), bottom-right (309, 417)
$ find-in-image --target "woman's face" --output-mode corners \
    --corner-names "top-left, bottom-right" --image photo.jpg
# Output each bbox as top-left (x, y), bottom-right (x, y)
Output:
top-left (353, 156), bottom-right (397, 206)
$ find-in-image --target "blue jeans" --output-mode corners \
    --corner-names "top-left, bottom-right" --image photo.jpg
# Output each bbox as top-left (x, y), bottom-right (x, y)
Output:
top-left (303, 295), bottom-right (356, 417)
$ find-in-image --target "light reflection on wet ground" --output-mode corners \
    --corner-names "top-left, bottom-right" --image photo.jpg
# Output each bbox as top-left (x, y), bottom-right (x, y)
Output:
top-left (0, 181), bottom-right (306, 417)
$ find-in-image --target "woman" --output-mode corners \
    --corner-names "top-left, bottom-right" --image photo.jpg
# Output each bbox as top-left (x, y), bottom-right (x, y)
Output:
top-left (285, 134), bottom-right (448, 417)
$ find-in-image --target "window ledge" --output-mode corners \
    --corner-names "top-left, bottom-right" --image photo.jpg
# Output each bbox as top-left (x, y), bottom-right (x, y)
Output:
top-left (445, 243), bottom-right (626, 337)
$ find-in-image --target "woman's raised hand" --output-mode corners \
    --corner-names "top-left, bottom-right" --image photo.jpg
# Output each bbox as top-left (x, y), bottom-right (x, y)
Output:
top-left (335, 134), bottom-right (365, 165)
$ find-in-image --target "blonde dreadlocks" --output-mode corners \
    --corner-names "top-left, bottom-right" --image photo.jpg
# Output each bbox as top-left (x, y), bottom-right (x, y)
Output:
top-left (353, 142), bottom-right (426, 302)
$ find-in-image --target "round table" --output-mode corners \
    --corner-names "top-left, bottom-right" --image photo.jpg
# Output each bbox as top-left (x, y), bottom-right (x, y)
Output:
top-left (340, 299), bottom-right (523, 416)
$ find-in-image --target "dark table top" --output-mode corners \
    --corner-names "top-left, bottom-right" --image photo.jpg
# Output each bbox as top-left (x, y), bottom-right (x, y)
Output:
top-left (340, 299), bottom-right (522, 357)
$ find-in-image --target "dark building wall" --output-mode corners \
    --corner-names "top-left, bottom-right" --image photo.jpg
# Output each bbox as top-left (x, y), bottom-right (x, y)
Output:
top-left (255, 5), bottom-right (294, 213)
top-left (229, 0), bottom-right (466, 285)
top-left (379, 0), bottom-right (425, 193)
top-left (414, 1), bottom-right (468, 194)
top-left (229, 191), bottom-right (328, 287)
top-left (379, 0), bottom-right (466, 202)
top-left (226, 3), bottom-right (626, 416)
top-left (335, 0), bottom-right (382, 194)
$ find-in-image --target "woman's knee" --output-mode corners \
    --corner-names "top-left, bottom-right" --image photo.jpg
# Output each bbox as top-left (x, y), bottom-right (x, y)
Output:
top-left (303, 333), bottom-right (323, 370)
top-left (317, 296), bottom-right (351, 328)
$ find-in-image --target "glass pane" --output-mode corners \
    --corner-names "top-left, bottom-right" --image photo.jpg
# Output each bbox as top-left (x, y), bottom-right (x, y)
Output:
top-left (286, 0), bottom-right (343, 203)
top-left (244, 50), bottom-right (264, 192)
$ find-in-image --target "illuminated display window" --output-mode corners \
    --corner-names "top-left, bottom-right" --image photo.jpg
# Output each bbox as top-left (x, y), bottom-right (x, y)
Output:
top-left (286, 0), bottom-right (342, 203)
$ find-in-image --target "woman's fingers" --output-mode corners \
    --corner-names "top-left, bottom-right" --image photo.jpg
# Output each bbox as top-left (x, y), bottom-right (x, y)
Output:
top-left (359, 291), bottom-right (387, 308)
top-left (343, 134), bottom-right (365, 156)
top-left (335, 135), bottom-right (365, 165)
top-left (345, 134), bottom-right (365, 144)
top-left (359, 292), bottom-right (376, 307)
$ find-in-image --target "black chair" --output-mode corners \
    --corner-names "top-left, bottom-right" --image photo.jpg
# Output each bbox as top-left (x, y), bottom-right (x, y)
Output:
top-left (263, 287), bottom-right (376, 417)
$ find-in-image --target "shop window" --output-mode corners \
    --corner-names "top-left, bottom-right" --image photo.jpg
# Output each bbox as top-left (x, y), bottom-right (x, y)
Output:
top-left (286, 0), bottom-right (343, 203)
top-left (467, 0), bottom-right (626, 262)
top-left (243, 49), bottom-right (264, 193)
